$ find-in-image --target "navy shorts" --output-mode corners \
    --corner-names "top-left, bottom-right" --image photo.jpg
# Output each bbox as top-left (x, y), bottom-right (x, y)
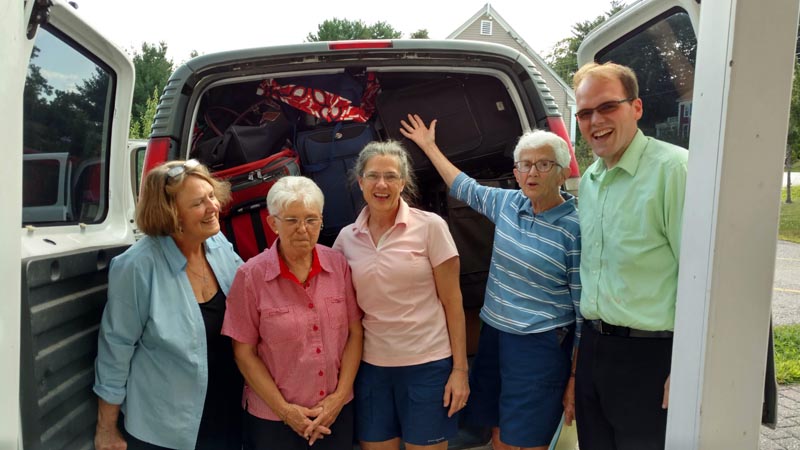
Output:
top-left (354, 357), bottom-right (458, 446)
top-left (464, 323), bottom-right (573, 447)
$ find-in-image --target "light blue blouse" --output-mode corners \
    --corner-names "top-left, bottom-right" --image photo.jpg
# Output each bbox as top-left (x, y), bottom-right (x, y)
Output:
top-left (93, 232), bottom-right (242, 449)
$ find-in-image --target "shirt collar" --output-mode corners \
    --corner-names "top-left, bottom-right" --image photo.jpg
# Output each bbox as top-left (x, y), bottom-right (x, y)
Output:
top-left (352, 198), bottom-right (410, 233)
top-left (157, 233), bottom-right (222, 275)
top-left (264, 241), bottom-right (331, 282)
top-left (588, 128), bottom-right (647, 179)
top-left (536, 192), bottom-right (577, 222)
top-left (278, 246), bottom-right (323, 285)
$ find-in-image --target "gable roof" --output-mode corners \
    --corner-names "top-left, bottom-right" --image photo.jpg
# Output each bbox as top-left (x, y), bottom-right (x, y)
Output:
top-left (447, 3), bottom-right (575, 103)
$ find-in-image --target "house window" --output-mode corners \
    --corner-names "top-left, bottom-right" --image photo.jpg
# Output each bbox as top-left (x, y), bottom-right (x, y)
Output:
top-left (683, 103), bottom-right (692, 117)
top-left (480, 20), bottom-right (493, 35)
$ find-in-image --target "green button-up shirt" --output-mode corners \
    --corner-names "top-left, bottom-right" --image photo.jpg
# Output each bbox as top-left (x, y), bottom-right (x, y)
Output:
top-left (579, 129), bottom-right (688, 331)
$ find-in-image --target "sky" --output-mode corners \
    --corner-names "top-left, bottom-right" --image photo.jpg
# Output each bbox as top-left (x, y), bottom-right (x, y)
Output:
top-left (72, 0), bottom-right (624, 65)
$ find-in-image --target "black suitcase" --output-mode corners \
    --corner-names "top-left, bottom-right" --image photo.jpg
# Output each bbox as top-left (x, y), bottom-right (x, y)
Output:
top-left (377, 78), bottom-right (482, 171)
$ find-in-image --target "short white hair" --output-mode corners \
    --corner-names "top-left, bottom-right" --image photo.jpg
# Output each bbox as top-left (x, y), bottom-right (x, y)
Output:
top-left (513, 130), bottom-right (571, 169)
top-left (266, 176), bottom-right (324, 216)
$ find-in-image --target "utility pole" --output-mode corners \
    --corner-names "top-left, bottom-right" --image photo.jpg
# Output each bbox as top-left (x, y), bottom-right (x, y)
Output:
top-left (788, 145), bottom-right (793, 204)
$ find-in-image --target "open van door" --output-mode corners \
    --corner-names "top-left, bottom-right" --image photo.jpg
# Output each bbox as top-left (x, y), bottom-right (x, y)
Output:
top-left (577, 0), bottom-right (778, 435)
top-left (6, 1), bottom-right (136, 449)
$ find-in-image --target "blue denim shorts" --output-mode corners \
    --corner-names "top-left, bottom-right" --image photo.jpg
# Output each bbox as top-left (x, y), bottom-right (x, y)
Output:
top-left (464, 323), bottom-right (573, 447)
top-left (354, 357), bottom-right (458, 446)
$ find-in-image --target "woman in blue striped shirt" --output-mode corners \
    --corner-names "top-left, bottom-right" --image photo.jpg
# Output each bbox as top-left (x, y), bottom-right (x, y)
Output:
top-left (400, 115), bottom-right (581, 450)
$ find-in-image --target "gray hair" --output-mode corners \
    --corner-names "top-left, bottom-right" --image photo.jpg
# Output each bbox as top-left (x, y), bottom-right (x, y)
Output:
top-left (513, 130), bottom-right (571, 169)
top-left (266, 176), bottom-right (324, 216)
top-left (351, 140), bottom-right (418, 203)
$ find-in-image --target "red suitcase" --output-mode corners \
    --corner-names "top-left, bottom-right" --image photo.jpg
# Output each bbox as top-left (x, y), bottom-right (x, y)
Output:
top-left (214, 148), bottom-right (301, 260)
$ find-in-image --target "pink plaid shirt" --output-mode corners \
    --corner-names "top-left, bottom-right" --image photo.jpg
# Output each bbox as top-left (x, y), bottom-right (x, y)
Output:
top-left (222, 243), bottom-right (361, 421)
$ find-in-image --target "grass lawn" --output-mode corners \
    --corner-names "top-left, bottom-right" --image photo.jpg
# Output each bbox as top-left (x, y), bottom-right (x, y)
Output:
top-left (780, 185), bottom-right (800, 243)
top-left (775, 324), bottom-right (800, 384)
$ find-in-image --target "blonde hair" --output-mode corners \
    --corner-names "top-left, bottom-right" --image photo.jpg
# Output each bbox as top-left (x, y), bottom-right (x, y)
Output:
top-left (136, 160), bottom-right (231, 236)
top-left (573, 62), bottom-right (639, 99)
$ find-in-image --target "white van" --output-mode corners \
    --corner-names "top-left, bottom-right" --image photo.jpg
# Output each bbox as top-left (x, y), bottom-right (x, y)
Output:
top-left (3, 0), bottom-right (784, 448)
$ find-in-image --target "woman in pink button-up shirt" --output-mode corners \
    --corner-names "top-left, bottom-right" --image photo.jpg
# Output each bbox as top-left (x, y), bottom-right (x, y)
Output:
top-left (222, 176), bottom-right (363, 450)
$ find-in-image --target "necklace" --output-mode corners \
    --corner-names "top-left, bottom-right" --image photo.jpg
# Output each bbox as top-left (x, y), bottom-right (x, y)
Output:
top-left (186, 260), bottom-right (209, 293)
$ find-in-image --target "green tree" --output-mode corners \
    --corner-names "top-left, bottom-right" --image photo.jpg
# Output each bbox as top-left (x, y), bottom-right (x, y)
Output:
top-left (546, 1), bottom-right (625, 84)
top-left (131, 42), bottom-right (173, 125)
top-left (307, 18), bottom-right (402, 41)
top-left (130, 87), bottom-right (160, 138)
top-left (410, 29), bottom-right (430, 39)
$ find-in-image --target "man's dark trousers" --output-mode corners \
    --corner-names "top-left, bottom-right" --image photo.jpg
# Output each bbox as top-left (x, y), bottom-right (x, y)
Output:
top-left (575, 323), bottom-right (673, 450)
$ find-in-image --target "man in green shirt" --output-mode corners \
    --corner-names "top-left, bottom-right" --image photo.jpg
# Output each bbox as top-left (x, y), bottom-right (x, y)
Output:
top-left (571, 62), bottom-right (688, 450)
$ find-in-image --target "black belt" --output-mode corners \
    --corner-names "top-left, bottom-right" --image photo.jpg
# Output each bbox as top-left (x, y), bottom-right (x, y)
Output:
top-left (590, 320), bottom-right (673, 339)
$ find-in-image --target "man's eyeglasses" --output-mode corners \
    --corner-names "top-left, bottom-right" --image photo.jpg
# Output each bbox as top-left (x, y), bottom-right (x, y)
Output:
top-left (274, 216), bottom-right (323, 230)
top-left (574, 98), bottom-right (635, 121)
top-left (166, 159), bottom-right (200, 181)
top-left (362, 172), bottom-right (402, 184)
top-left (514, 159), bottom-right (560, 173)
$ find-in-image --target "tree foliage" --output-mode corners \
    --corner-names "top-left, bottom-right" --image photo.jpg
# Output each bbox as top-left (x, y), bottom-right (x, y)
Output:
top-left (410, 29), bottom-right (430, 39)
top-left (306, 18), bottom-right (402, 41)
top-left (788, 60), bottom-right (800, 167)
top-left (130, 42), bottom-right (173, 129)
top-left (546, 1), bottom-right (625, 84)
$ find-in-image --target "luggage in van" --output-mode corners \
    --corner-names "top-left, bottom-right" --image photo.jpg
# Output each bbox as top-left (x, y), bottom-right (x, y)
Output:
top-left (297, 122), bottom-right (375, 244)
top-left (377, 78), bottom-right (482, 171)
top-left (214, 148), bottom-right (301, 260)
top-left (377, 76), bottom-right (522, 173)
top-left (193, 99), bottom-right (291, 170)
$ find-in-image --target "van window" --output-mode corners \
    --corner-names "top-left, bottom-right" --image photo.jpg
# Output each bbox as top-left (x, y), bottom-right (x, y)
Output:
top-left (23, 26), bottom-right (116, 225)
top-left (596, 9), bottom-right (697, 149)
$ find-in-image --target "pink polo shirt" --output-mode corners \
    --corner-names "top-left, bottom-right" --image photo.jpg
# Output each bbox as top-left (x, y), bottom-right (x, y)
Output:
top-left (221, 243), bottom-right (362, 421)
top-left (333, 199), bottom-right (458, 367)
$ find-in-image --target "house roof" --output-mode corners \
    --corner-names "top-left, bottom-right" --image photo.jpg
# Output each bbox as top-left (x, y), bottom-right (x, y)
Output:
top-left (447, 3), bottom-right (575, 103)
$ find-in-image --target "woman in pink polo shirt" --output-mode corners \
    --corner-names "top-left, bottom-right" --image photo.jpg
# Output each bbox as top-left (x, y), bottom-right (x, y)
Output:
top-left (222, 176), bottom-right (363, 450)
top-left (333, 141), bottom-right (469, 450)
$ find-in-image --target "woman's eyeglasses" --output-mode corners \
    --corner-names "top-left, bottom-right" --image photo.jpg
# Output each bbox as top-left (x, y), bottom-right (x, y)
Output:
top-left (513, 159), bottom-right (560, 173)
top-left (274, 216), bottom-right (323, 230)
top-left (166, 159), bottom-right (200, 181)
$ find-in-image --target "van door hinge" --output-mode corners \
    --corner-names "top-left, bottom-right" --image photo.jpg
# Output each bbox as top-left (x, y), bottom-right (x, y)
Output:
top-left (27, 0), bottom-right (54, 39)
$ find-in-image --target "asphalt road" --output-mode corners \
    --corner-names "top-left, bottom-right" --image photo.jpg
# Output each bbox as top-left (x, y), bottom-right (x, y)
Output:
top-left (773, 239), bottom-right (800, 326)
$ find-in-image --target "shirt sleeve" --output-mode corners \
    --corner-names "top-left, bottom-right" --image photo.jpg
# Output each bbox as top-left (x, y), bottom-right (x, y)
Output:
top-left (222, 266), bottom-right (261, 345)
top-left (343, 262), bottom-right (363, 323)
top-left (426, 213), bottom-right (459, 268)
top-left (568, 226), bottom-right (583, 350)
top-left (93, 255), bottom-right (150, 405)
top-left (449, 172), bottom-right (511, 224)
top-left (664, 153), bottom-right (688, 261)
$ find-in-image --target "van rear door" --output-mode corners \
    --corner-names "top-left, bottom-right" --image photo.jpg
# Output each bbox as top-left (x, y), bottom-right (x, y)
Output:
top-left (13, 1), bottom-right (136, 449)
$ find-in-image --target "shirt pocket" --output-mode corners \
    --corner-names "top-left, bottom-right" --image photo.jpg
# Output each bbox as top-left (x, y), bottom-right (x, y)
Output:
top-left (260, 306), bottom-right (302, 344)
top-left (325, 296), bottom-right (348, 329)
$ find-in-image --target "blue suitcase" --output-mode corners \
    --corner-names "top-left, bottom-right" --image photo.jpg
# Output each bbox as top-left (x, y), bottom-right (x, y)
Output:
top-left (296, 122), bottom-right (375, 245)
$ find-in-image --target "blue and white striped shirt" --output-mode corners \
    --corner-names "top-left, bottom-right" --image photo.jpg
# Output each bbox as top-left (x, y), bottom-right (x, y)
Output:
top-left (451, 173), bottom-right (582, 341)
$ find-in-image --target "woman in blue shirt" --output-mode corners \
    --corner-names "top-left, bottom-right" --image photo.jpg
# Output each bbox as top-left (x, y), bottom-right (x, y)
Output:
top-left (93, 160), bottom-right (244, 450)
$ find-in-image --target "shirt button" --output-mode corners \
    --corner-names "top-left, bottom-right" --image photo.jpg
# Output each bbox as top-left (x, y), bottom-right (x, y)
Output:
top-left (319, 370), bottom-right (324, 376)
top-left (308, 303), bottom-right (314, 309)
top-left (313, 325), bottom-right (319, 331)
top-left (319, 390), bottom-right (325, 396)
top-left (316, 348), bottom-right (321, 354)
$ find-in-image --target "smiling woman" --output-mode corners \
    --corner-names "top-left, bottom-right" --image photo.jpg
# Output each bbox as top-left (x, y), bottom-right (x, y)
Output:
top-left (94, 160), bottom-right (245, 450)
